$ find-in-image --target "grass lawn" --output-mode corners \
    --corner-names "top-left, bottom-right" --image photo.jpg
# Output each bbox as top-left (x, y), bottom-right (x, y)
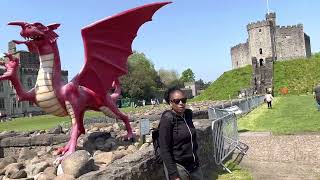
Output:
top-left (238, 95), bottom-right (320, 135)
top-left (0, 106), bottom-right (151, 132)
top-left (209, 162), bottom-right (253, 180)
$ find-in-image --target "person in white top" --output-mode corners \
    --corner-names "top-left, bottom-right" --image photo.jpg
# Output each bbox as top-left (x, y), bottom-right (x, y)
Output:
top-left (265, 91), bottom-right (273, 109)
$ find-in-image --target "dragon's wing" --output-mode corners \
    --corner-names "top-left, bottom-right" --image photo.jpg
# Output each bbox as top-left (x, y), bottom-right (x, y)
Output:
top-left (76, 2), bottom-right (171, 98)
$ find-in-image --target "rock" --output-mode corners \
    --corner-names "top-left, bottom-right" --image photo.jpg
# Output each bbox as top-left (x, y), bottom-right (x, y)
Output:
top-left (112, 123), bottom-right (120, 132)
top-left (56, 164), bottom-right (63, 176)
top-left (25, 161), bottom-right (50, 176)
top-left (126, 145), bottom-right (137, 154)
top-left (48, 125), bottom-right (63, 134)
top-left (54, 174), bottom-right (75, 180)
top-left (34, 172), bottom-right (43, 180)
top-left (112, 150), bottom-right (126, 161)
top-left (94, 137), bottom-right (106, 151)
top-left (4, 163), bottom-right (24, 178)
top-left (151, 121), bottom-right (159, 129)
top-left (43, 167), bottom-right (57, 176)
top-left (139, 143), bottom-right (149, 150)
top-left (46, 147), bottom-right (54, 154)
top-left (30, 156), bottom-right (42, 164)
top-left (0, 137), bottom-right (31, 147)
top-left (0, 156), bottom-right (16, 171)
top-left (91, 127), bottom-right (99, 131)
top-left (9, 169), bottom-right (27, 179)
top-left (102, 126), bottom-right (113, 133)
top-left (104, 138), bottom-right (116, 151)
top-left (135, 129), bottom-right (140, 137)
top-left (18, 147), bottom-right (37, 161)
top-left (2, 177), bottom-right (33, 180)
top-left (61, 150), bottom-right (94, 178)
top-left (117, 146), bottom-right (125, 151)
top-left (83, 132), bottom-right (111, 153)
top-left (145, 135), bottom-right (152, 143)
top-left (134, 142), bottom-right (140, 148)
top-left (93, 152), bottom-right (113, 165)
top-left (37, 149), bottom-right (48, 157)
top-left (35, 172), bottom-right (57, 180)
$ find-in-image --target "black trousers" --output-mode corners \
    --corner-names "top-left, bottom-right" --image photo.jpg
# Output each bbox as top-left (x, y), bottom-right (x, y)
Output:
top-left (267, 101), bottom-right (272, 108)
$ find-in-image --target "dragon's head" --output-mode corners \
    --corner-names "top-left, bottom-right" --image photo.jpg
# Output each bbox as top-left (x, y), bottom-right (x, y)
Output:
top-left (8, 21), bottom-right (60, 53)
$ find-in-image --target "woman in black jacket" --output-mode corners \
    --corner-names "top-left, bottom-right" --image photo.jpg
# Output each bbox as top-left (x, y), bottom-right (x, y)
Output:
top-left (159, 87), bottom-right (203, 180)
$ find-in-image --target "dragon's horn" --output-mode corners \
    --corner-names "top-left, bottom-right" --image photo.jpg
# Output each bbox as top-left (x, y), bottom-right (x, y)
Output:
top-left (8, 22), bottom-right (27, 27)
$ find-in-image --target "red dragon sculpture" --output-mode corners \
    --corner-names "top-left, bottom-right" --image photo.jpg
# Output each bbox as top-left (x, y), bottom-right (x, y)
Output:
top-left (0, 2), bottom-right (170, 163)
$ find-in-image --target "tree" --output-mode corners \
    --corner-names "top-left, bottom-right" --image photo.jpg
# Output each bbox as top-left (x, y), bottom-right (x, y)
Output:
top-left (121, 52), bottom-right (158, 100)
top-left (168, 79), bottom-right (184, 88)
top-left (180, 68), bottom-right (195, 83)
top-left (196, 79), bottom-right (211, 90)
top-left (158, 68), bottom-right (180, 88)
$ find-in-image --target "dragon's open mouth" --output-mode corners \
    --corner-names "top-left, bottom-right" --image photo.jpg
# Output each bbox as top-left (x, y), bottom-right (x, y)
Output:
top-left (24, 35), bottom-right (44, 41)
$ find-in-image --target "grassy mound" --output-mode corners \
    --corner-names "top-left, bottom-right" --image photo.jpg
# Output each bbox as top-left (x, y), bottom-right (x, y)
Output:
top-left (195, 55), bottom-right (320, 101)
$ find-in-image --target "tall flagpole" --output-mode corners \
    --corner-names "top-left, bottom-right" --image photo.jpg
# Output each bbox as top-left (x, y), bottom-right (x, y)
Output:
top-left (267, 0), bottom-right (270, 14)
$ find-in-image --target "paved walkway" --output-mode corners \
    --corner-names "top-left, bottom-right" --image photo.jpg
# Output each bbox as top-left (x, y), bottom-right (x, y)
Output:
top-left (239, 132), bottom-right (320, 180)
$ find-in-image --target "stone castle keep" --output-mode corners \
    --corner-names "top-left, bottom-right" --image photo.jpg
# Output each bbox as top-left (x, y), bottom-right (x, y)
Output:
top-left (231, 12), bottom-right (311, 69)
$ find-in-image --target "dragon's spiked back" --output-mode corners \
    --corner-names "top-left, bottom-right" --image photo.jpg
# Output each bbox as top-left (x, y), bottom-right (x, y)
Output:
top-left (8, 21), bottom-right (60, 53)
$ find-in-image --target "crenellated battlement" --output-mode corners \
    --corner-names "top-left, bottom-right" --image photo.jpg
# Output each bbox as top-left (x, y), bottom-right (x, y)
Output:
top-left (266, 12), bottom-right (276, 20)
top-left (231, 42), bottom-right (248, 50)
top-left (247, 20), bottom-right (271, 30)
top-left (276, 24), bottom-right (303, 30)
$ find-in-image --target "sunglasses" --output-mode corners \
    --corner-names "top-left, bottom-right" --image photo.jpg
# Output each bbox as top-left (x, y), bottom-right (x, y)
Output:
top-left (170, 98), bottom-right (187, 104)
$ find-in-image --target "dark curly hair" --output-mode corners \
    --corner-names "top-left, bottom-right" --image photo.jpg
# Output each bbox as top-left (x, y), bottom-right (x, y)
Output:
top-left (164, 86), bottom-right (185, 104)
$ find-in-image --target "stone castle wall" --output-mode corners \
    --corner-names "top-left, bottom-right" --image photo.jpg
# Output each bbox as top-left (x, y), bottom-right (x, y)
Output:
top-left (275, 24), bottom-right (310, 60)
top-left (231, 42), bottom-right (250, 69)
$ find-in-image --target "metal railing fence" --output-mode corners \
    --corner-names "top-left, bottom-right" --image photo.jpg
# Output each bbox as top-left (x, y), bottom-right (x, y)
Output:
top-left (209, 95), bottom-right (265, 172)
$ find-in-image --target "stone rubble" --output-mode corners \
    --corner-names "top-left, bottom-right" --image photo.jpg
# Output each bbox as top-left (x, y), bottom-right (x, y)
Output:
top-left (0, 100), bottom-right (226, 179)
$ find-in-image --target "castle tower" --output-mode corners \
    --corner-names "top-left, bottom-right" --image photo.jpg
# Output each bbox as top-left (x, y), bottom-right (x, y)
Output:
top-left (247, 20), bottom-right (275, 66)
top-left (247, 13), bottom-right (276, 94)
top-left (266, 12), bottom-right (277, 61)
top-left (8, 41), bottom-right (16, 54)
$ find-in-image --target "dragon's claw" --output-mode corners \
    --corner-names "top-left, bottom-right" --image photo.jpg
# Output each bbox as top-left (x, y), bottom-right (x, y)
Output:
top-left (122, 133), bottom-right (136, 142)
top-left (53, 149), bottom-right (74, 165)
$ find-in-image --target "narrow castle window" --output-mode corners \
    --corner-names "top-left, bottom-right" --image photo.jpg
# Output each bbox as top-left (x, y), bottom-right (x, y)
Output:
top-left (259, 48), bottom-right (263, 54)
top-left (236, 61), bottom-right (239, 67)
top-left (259, 59), bottom-right (264, 66)
top-left (259, 29), bottom-right (262, 32)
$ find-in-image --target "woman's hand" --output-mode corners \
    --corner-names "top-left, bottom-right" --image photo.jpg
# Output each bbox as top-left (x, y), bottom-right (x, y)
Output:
top-left (174, 178), bottom-right (180, 180)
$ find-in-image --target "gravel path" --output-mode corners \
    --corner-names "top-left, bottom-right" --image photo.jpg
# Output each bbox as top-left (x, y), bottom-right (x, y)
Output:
top-left (239, 132), bottom-right (320, 180)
